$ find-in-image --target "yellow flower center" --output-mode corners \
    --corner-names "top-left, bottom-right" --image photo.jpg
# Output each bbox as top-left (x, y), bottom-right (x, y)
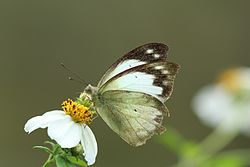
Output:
top-left (62, 99), bottom-right (93, 124)
top-left (218, 69), bottom-right (241, 92)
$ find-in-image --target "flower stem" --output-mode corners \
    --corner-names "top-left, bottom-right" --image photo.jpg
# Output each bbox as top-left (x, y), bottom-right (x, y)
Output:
top-left (42, 154), bottom-right (53, 167)
top-left (170, 122), bottom-right (239, 167)
top-left (199, 122), bottom-right (238, 157)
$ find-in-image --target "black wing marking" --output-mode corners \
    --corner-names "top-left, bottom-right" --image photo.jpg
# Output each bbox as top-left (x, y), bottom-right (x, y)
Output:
top-left (117, 43), bottom-right (168, 62)
top-left (97, 43), bottom-right (169, 87)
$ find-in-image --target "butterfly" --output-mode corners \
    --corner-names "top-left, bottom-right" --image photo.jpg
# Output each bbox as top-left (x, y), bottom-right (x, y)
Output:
top-left (82, 43), bottom-right (180, 146)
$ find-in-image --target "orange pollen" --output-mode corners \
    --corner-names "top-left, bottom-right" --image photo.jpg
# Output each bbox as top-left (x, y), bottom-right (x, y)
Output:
top-left (62, 99), bottom-right (93, 124)
top-left (218, 69), bottom-right (241, 92)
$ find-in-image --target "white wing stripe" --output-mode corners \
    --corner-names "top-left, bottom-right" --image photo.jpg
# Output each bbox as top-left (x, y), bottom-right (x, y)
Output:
top-left (102, 72), bottom-right (163, 100)
top-left (100, 59), bottom-right (146, 86)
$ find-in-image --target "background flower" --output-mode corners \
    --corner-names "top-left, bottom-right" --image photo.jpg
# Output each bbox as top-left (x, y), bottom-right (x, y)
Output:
top-left (192, 67), bottom-right (250, 135)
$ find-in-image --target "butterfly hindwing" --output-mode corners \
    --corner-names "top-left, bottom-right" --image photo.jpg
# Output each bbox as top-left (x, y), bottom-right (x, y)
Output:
top-left (97, 43), bottom-right (168, 87)
top-left (99, 61), bottom-right (180, 103)
top-left (93, 90), bottom-right (168, 146)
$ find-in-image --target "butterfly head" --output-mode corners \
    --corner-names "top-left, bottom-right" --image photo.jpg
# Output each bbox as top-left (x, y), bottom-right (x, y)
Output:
top-left (80, 84), bottom-right (98, 100)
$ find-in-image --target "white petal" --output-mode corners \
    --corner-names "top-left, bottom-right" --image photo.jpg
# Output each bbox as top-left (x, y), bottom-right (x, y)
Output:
top-left (24, 110), bottom-right (65, 134)
top-left (24, 116), bottom-right (44, 133)
top-left (192, 86), bottom-right (234, 128)
top-left (80, 125), bottom-right (98, 166)
top-left (48, 115), bottom-right (82, 148)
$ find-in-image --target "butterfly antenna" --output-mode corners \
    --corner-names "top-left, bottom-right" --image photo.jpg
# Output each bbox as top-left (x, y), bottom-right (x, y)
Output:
top-left (68, 76), bottom-right (83, 84)
top-left (60, 63), bottom-right (88, 85)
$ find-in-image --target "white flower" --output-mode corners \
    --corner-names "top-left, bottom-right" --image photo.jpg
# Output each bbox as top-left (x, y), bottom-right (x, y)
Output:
top-left (24, 99), bottom-right (98, 166)
top-left (192, 67), bottom-right (250, 135)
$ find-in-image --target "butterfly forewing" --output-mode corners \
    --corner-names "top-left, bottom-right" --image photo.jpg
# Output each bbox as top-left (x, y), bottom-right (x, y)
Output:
top-left (94, 90), bottom-right (168, 146)
top-left (89, 43), bottom-right (180, 147)
top-left (99, 61), bottom-right (180, 103)
top-left (97, 43), bottom-right (168, 87)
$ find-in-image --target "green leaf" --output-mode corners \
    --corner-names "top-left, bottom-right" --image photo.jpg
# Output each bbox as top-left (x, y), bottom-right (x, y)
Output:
top-left (55, 155), bottom-right (76, 167)
top-left (203, 154), bottom-right (246, 167)
top-left (33, 146), bottom-right (53, 154)
top-left (66, 156), bottom-right (87, 167)
top-left (202, 149), bottom-right (250, 167)
top-left (158, 127), bottom-right (199, 157)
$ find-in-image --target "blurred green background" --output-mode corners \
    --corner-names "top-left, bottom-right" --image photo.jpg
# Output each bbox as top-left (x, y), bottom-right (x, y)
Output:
top-left (0, 0), bottom-right (249, 166)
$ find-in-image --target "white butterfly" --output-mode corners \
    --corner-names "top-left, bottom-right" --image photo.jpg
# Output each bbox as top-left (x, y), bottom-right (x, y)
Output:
top-left (82, 43), bottom-right (180, 146)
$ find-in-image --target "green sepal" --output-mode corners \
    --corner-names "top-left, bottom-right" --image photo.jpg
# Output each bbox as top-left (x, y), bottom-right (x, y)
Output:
top-left (33, 146), bottom-right (53, 154)
top-left (44, 141), bottom-right (56, 147)
top-left (76, 97), bottom-right (91, 107)
top-left (66, 156), bottom-right (88, 167)
top-left (76, 97), bottom-right (97, 115)
top-left (70, 144), bottom-right (84, 156)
